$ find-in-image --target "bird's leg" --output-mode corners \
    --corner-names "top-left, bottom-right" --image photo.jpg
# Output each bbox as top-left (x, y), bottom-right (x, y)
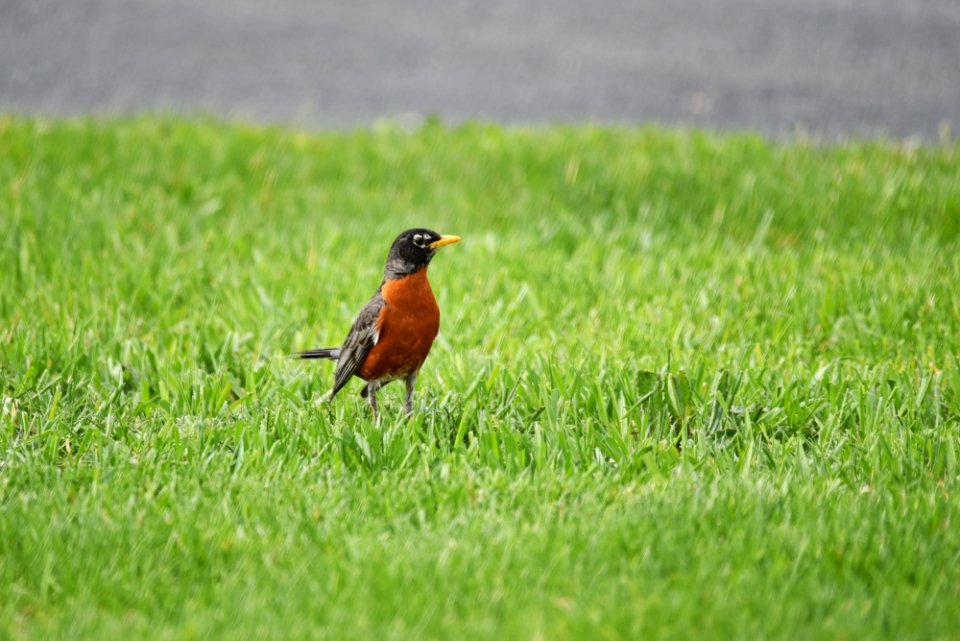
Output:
top-left (366, 382), bottom-right (380, 422)
top-left (404, 372), bottom-right (418, 416)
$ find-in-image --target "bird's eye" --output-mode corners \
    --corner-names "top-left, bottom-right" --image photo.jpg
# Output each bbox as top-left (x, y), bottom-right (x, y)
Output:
top-left (413, 234), bottom-right (425, 247)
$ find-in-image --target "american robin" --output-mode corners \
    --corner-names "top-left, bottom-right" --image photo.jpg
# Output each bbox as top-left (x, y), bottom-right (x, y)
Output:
top-left (297, 228), bottom-right (461, 419)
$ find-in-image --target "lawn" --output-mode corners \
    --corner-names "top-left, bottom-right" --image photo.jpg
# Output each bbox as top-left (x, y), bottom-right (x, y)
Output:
top-left (1, 115), bottom-right (958, 640)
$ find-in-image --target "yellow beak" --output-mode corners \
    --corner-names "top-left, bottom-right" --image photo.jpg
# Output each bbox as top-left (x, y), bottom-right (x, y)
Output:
top-left (428, 234), bottom-right (461, 249)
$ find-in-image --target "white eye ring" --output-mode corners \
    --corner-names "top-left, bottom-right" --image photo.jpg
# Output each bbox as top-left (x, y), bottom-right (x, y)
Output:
top-left (413, 234), bottom-right (425, 247)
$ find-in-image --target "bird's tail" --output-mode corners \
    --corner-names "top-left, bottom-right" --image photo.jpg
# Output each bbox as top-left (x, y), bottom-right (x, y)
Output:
top-left (294, 347), bottom-right (341, 361)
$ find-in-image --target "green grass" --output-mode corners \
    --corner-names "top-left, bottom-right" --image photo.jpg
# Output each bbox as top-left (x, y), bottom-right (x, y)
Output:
top-left (1, 114), bottom-right (959, 640)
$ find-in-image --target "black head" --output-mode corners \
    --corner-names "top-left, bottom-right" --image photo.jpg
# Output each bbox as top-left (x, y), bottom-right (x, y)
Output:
top-left (383, 228), bottom-right (461, 279)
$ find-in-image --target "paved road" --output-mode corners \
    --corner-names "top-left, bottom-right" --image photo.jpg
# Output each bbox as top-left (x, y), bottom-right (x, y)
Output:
top-left (1, 0), bottom-right (959, 138)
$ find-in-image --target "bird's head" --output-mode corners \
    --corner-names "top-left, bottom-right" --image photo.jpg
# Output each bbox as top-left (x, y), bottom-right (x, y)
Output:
top-left (384, 228), bottom-right (461, 279)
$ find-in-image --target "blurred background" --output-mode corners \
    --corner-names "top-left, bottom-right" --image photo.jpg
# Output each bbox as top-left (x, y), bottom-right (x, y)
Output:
top-left (1, 0), bottom-right (959, 139)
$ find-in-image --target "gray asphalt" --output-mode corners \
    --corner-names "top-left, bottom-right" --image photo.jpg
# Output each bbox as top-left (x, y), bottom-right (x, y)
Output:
top-left (2, 0), bottom-right (959, 139)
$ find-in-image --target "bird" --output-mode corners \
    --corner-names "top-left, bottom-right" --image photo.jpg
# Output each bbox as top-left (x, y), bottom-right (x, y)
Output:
top-left (296, 228), bottom-right (461, 419)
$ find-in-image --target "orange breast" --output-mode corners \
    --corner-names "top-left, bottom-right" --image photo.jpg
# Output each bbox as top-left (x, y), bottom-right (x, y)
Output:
top-left (358, 268), bottom-right (440, 381)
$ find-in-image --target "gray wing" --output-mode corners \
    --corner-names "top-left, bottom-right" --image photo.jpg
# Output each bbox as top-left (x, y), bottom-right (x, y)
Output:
top-left (330, 290), bottom-right (386, 398)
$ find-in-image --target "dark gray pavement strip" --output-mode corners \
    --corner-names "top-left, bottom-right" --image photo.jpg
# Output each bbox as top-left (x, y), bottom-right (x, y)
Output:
top-left (1, 0), bottom-right (959, 139)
